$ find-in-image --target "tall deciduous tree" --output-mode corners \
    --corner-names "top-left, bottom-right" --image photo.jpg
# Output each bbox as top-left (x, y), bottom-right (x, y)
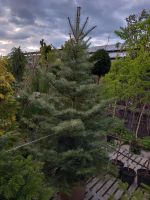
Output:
top-left (39, 39), bottom-right (58, 68)
top-left (115, 9), bottom-right (150, 56)
top-left (104, 9), bottom-right (150, 138)
top-left (0, 58), bottom-right (17, 136)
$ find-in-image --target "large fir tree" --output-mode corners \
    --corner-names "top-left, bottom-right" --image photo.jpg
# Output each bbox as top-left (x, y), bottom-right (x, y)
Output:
top-left (20, 7), bottom-right (119, 197)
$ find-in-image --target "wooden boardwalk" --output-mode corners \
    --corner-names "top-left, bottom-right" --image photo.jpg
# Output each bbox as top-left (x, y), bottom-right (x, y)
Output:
top-left (84, 148), bottom-right (150, 200)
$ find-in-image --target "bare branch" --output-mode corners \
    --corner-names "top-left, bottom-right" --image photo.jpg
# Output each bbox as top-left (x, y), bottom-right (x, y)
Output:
top-left (79, 17), bottom-right (89, 37)
top-left (81, 25), bottom-right (97, 40)
top-left (68, 17), bottom-right (76, 40)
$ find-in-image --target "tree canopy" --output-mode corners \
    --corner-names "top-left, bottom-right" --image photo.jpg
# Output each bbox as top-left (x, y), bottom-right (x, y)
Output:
top-left (8, 47), bottom-right (26, 82)
top-left (0, 58), bottom-right (17, 136)
top-left (89, 49), bottom-right (111, 83)
top-left (0, 152), bottom-right (53, 200)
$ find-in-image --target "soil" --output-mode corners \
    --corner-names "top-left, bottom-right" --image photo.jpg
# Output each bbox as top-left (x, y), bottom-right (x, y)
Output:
top-left (59, 185), bottom-right (85, 200)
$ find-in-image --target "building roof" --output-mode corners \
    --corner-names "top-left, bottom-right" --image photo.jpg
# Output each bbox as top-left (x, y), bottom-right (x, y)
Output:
top-left (24, 44), bottom-right (126, 60)
top-left (88, 43), bottom-right (124, 53)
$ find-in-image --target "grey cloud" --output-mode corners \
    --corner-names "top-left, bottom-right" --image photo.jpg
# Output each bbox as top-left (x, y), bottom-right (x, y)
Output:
top-left (10, 8), bottom-right (36, 25)
top-left (0, 0), bottom-right (149, 55)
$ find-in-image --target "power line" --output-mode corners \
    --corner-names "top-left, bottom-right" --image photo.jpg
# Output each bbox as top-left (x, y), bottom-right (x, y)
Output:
top-left (7, 133), bottom-right (149, 170)
top-left (7, 132), bottom-right (59, 152)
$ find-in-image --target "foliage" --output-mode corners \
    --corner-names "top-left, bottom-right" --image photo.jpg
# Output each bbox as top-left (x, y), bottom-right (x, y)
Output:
top-left (8, 47), bottom-right (26, 82)
top-left (105, 49), bottom-right (150, 102)
top-left (89, 49), bottom-right (111, 78)
top-left (103, 9), bottom-right (150, 138)
top-left (139, 136), bottom-right (150, 150)
top-left (120, 184), bottom-right (150, 200)
top-left (23, 40), bottom-right (60, 93)
top-left (111, 9), bottom-right (150, 102)
top-left (39, 39), bottom-right (58, 67)
top-left (18, 36), bottom-right (123, 193)
top-left (0, 58), bottom-right (17, 135)
top-left (115, 9), bottom-right (150, 57)
top-left (0, 152), bottom-right (53, 200)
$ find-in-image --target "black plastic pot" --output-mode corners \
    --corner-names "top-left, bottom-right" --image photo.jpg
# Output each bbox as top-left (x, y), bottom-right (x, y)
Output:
top-left (107, 135), bottom-right (117, 143)
top-left (121, 167), bottom-right (136, 185)
top-left (111, 159), bottom-right (124, 178)
top-left (137, 168), bottom-right (150, 186)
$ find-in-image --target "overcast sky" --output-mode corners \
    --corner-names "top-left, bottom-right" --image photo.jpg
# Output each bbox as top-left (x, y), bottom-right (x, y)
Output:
top-left (0, 0), bottom-right (149, 55)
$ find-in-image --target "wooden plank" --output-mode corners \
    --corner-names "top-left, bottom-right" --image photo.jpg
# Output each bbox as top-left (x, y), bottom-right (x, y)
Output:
top-left (85, 187), bottom-right (103, 200)
top-left (134, 157), bottom-right (143, 171)
top-left (87, 176), bottom-right (95, 184)
top-left (117, 153), bottom-right (126, 161)
top-left (84, 193), bottom-right (94, 200)
top-left (134, 156), bottom-right (143, 165)
top-left (121, 157), bottom-right (128, 165)
top-left (103, 180), bottom-right (119, 200)
top-left (126, 155), bottom-right (138, 169)
top-left (139, 158), bottom-right (147, 167)
top-left (110, 150), bottom-right (126, 160)
top-left (128, 182), bottom-right (138, 193)
top-left (113, 188), bottom-right (124, 200)
top-left (143, 160), bottom-right (149, 168)
top-left (86, 177), bottom-right (100, 191)
top-left (92, 177), bottom-right (110, 194)
top-left (97, 178), bottom-right (116, 196)
top-left (85, 177), bottom-right (108, 199)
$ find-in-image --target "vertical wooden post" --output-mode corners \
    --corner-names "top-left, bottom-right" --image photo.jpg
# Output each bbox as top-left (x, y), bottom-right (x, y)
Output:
top-left (135, 103), bottom-right (146, 139)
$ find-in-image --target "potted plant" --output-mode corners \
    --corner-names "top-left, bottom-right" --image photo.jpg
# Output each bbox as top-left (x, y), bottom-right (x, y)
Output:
top-left (137, 157), bottom-right (150, 186)
top-left (107, 133), bottom-right (117, 143)
top-left (121, 167), bottom-right (136, 185)
top-left (130, 139), bottom-right (141, 155)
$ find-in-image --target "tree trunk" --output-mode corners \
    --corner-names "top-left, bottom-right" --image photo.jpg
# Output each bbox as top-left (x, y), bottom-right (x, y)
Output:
top-left (115, 140), bottom-right (122, 162)
top-left (97, 76), bottom-right (100, 84)
top-left (113, 101), bottom-right (117, 118)
top-left (147, 116), bottom-right (150, 135)
top-left (123, 100), bottom-right (128, 119)
top-left (146, 158), bottom-right (150, 173)
top-left (135, 103), bottom-right (146, 139)
top-left (130, 112), bottom-right (135, 130)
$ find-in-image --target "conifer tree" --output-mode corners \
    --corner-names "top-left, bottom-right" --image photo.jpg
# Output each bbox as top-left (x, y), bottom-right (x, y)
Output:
top-left (89, 49), bottom-right (111, 84)
top-left (0, 151), bottom-right (53, 200)
top-left (19, 7), bottom-right (116, 197)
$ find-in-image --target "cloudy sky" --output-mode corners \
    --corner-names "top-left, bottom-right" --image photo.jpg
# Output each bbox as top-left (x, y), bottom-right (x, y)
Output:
top-left (0, 0), bottom-right (149, 55)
